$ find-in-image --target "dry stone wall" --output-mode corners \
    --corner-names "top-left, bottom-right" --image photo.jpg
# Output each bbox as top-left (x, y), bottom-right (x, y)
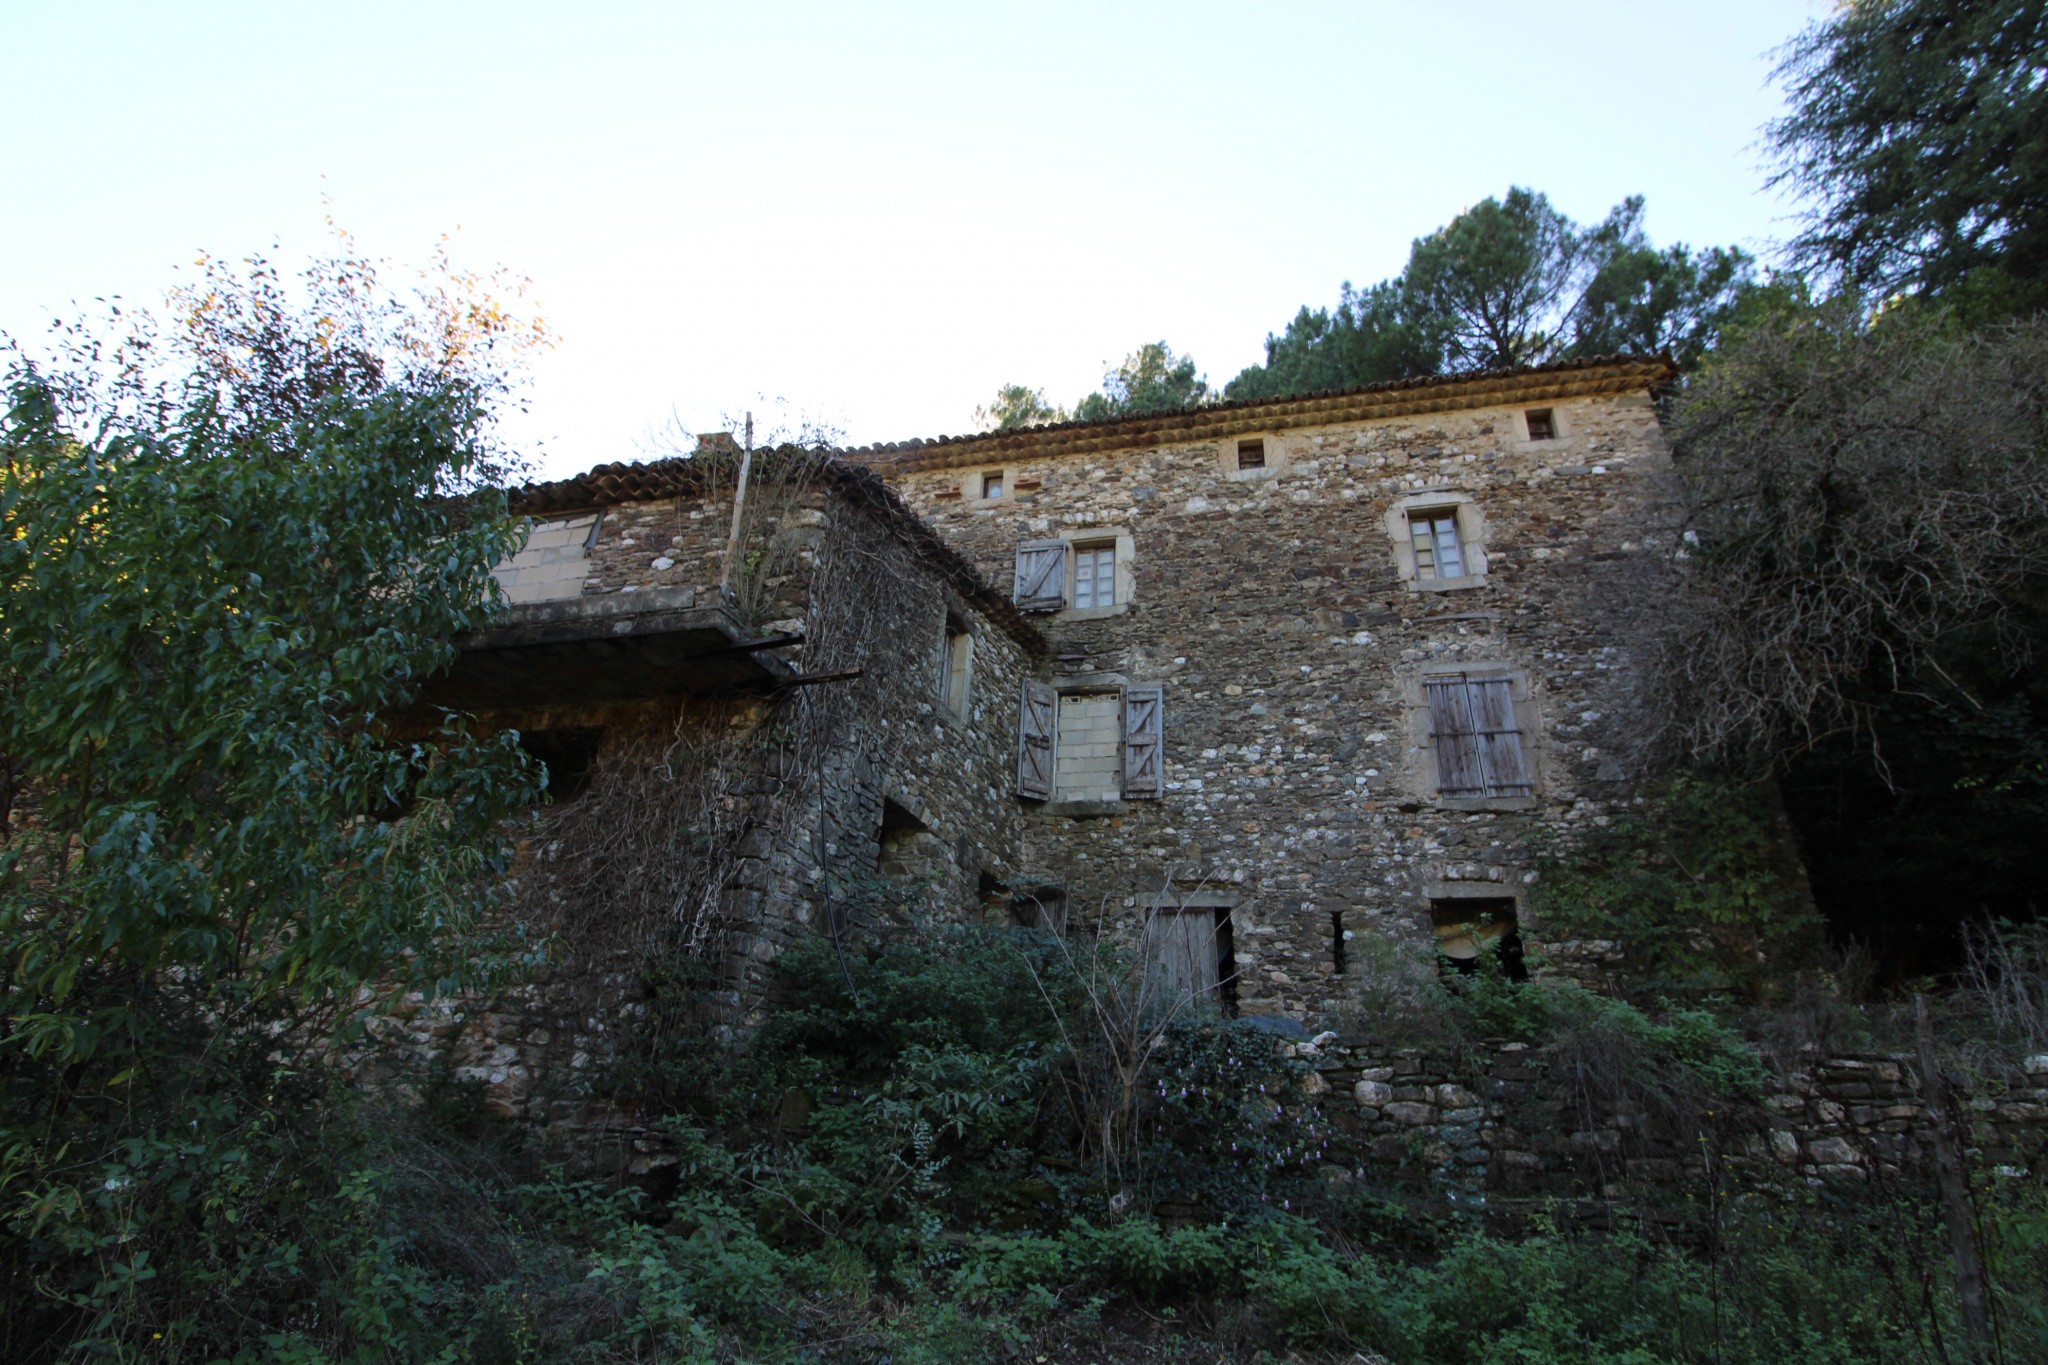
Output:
top-left (1299, 1037), bottom-right (2048, 1207)
top-left (880, 392), bottom-right (1676, 1019)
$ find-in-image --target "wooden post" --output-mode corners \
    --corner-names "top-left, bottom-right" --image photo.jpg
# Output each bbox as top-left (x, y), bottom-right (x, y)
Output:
top-left (719, 411), bottom-right (754, 596)
top-left (1914, 993), bottom-right (1994, 1360)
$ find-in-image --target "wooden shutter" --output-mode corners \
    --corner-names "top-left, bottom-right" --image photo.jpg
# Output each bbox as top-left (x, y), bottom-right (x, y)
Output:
top-left (1424, 674), bottom-right (1531, 798)
top-left (1468, 677), bottom-right (1532, 795)
top-left (1142, 909), bottom-right (1220, 1009)
top-left (1016, 680), bottom-right (1056, 800)
top-left (1012, 540), bottom-right (1068, 612)
top-left (1122, 685), bottom-right (1163, 798)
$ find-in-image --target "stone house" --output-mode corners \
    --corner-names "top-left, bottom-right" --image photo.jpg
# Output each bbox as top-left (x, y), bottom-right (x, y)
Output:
top-left (842, 354), bottom-right (1678, 1021)
top-left (409, 355), bottom-right (1682, 1115)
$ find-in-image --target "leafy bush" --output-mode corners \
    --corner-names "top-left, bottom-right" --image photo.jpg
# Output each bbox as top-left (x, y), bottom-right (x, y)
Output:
top-left (1535, 772), bottom-right (1821, 1002)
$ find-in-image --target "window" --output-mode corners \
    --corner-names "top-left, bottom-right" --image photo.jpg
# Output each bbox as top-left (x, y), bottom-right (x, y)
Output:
top-left (1012, 529), bottom-right (1134, 614)
top-left (981, 471), bottom-right (1005, 499)
top-left (1236, 438), bottom-right (1266, 470)
top-left (1072, 542), bottom-right (1117, 609)
top-left (938, 624), bottom-right (973, 717)
top-left (1423, 672), bottom-right (1533, 800)
top-left (1525, 408), bottom-right (1556, 441)
top-left (1387, 493), bottom-right (1486, 590)
top-left (1408, 511), bottom-right (1466, 581)
top-left (1432, 898), bottom-right (1527, 981)
top-left (1013, 680), bottom-right (1165, 803)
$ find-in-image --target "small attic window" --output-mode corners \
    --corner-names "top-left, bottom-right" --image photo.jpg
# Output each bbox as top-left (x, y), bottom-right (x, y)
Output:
top-left (1236, 438), bottom-right (1266, 470)
top-left (982, 472), bottom-right (1005, 499)
top-left (1525, 409), bottom-right (1557, 441)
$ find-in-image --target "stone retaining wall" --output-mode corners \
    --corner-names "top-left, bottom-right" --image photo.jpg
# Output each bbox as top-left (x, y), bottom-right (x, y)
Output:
top-left (1299, 1036), bottom-right (2048, 1204)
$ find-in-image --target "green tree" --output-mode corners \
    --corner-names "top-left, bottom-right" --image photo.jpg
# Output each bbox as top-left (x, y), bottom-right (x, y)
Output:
top-left (1227, 189), bottom-right (1753, 399)
top-left (975, 382), bottom-right (1066, 431)
top-left (0, 235), bottom-right (548, 1353)
top-left (1223, 281), bottom-right (1440, 402)
top-left (1771, 0), bottom-right (2048, 315)
top-left (1072, 341), bottom-right (1209, 421)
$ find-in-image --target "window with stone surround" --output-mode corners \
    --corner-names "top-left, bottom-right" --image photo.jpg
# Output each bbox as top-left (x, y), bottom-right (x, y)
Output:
top-left (981, 471), bottom-right (1005, 499)
top-left (1011, 527), bottom-right (1136, 617)
top-left (1236, 438), bottom-right (1266, 470)
top-left (1013, 680), bottom-right (1165, 803)
top-left (1524, 408), bottom-right (1557, 441)
top-left (1385, 491), bottom-right (1486, 591)
top-left (1421, 670), bottom-right (1535, 803)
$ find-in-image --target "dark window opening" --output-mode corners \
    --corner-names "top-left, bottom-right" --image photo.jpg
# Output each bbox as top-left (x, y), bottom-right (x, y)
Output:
top-left (518, 727), bottom-right (604, 804)
top-left (1236, 438), bottom-right (1266, 470)
top-left (1525, 408), bottom-right (1556, 441)
top-left (982, 471), bottom-right (1005, 499)
top-left (1331, 910), bottom-right (1348, 975)
top-left (1431, 897), bottom-right (1527, 982)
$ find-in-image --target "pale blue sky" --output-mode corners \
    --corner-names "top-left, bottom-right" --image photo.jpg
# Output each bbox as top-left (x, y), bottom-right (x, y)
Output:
top-left (2, 2), bottom-right (1822, 480)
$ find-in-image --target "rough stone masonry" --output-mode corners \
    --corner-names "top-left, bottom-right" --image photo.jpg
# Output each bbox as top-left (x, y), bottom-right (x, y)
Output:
top-left (851, 356), bottom-right (1679, 1020)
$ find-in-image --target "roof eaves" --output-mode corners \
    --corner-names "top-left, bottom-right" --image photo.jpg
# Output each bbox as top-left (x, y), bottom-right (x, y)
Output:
top-left (840, 355), bottom-right (1676, 475)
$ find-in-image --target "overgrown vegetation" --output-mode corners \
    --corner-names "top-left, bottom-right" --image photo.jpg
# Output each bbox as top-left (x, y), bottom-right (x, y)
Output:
top-left (6, 915), bottom-right (2037, 1362)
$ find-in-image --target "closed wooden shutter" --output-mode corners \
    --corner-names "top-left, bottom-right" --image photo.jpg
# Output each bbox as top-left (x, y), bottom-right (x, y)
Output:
top-left (1143, 909), bottom-right (1220, 1008)
top-left (1424, 674), bottom-right (1532, 798)
top-left (1122, 685), bottom-right (1163, 798)
top-left (1016, 680), bottom-right (1056, 800)
top-left (1012, 540), bottom-right (1068, 612)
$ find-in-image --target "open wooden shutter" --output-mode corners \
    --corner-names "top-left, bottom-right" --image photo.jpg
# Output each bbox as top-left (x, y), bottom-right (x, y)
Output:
top-left (1424, 674), bottom-right (1530, 798)
top-left (1012, 540), bottom-right (1068, 612)
top-left (1122, 685), bottom-right (1163, 798)
top-left (1016, 680), bottom-right (1056, 800)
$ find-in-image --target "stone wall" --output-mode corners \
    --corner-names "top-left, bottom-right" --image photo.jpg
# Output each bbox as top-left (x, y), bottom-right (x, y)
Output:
top-left (1299, 1035), bottom-right (2048, 1206)
top-left (873, 390), bottom-right (1678, 1018)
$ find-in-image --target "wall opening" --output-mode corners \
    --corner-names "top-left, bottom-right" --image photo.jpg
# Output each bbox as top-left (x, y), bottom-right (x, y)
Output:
top-left (517, 727), bottom-right (604, 805)
top-left (1430, 897), bottom-right (1527, 981)
top-left (1330, 910), bottom-right (1348, 975)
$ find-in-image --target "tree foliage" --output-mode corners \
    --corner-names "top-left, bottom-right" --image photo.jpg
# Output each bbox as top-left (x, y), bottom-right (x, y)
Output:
top-left (0, 233), bottom-right (548, 1354)
top-left (1647, 304), bottom-right (2048, 768)
top-left (1771, 0), bottom-right (2048, 315)
top-left (1070, 341), bottom-right (1210, 422)
top-left (975, 382), bottom-right (1066, 431)
top-left (1227, 189), bottom-right (1753, 401)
